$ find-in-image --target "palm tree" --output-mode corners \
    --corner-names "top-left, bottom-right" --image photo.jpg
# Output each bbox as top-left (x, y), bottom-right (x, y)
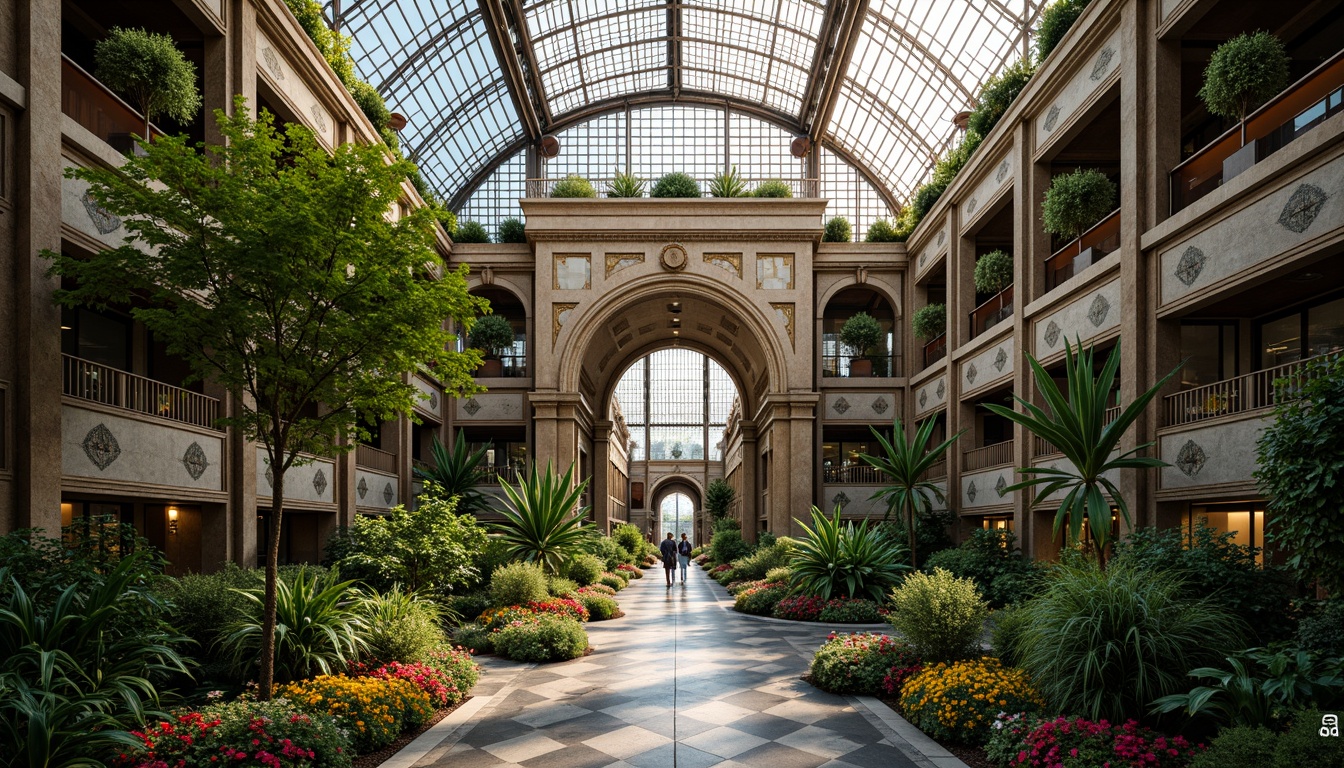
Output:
top-left (859, 416), bottom-right (963, 568)
top-left (413, 430), bottom-right (493, 515)
top-left (981, 338), bottom-right (1179, 564)
top-left (494, 462), bottom-right (594, 574)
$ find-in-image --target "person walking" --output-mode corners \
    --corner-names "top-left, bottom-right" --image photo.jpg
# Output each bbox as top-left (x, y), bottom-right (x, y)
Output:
top-left (660, 532), bottom-right (678, 588)
top-left (677, 533), bottom-right (693, 586)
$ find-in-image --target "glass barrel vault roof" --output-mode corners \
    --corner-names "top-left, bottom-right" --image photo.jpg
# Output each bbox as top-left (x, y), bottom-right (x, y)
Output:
top-left (328, 0), bottom-right (1038, 212)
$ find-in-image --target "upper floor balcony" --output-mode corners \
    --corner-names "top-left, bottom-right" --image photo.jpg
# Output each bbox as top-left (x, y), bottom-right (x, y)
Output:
top-left (963, 440), bottom-right (1014, 472)
top-left (62, 354), bottom-right (219, 430)
top-left (969, 286), bottom-right (1014, 339)
top-left (1170, 48), bottom-right (1344, 214)
top-left (355, 444), bottom-right (398, 475)
top-left (822, 463), bottom-right (884, 484)
top-left (1045, 209), bottom-right (1121, 292)
top-left (923, 334), bottom-right (948, 368)
top-left (1032, 405), bottom-right (1122, 457)
top-left (821, 353), bottom-right (902, 379)
top-left (61, 55), bottom-right (162, 154)
top-left (1163, 353), bottom-right (1334, 429)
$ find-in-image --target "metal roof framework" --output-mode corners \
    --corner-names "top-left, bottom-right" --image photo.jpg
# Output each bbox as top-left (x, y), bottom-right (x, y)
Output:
top-left (327, 0), bottom-right (1040, 211)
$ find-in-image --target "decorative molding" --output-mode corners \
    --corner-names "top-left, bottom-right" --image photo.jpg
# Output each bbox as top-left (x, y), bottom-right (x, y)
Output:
top-left (1087, 294), bottom-right (1111, 327)
top-left (1044, 320), bottom-right (1062, 348)
top-left (936, 380), bottom-right (946, 399)
top-left (831, 492), bottom-right (850, 510)
top-left (81, 191), bottom-right (121, 235)
top-left (182, 442), bottom-right (208, 480)
top-left (872, 396), bottom-right (889, 415)
top-left (308, 104), bottom-right (328, 133)
top-left (1175, 246), bottom-right (1206, 287)
top-left (659, 243), bottom-right (688, 271)
top-left (833, 396), bottom-right (851, 414)
top-left (965, 197), bottom-right (978, 215)
top-left (966, 362), bottom-right (978, 384)
top-left (1044, 105), bottom-right (1060, 132)
top-left (312, 469), bottom-right (328, 497)
top-left (1175, 439), bottom-right (1208, 478)
top-left (1278, 184), bottom-right (1328, 233)
top-left (552, 302), bottom-right (578, 344)
top-left (1090, 47), bottom-right (1115, 81)
top-left (605, 252), bottom-right (644, 277)
top-left (704, 252), bottom-right (742, 278)
top-left (967, 480), bottom-right (978, 503)
top-left (995, 475), bottom-right (1007, 497)
top-left (995, 160), bottom-right (1010, 184)
top-left (463, 398), bottom-right (482, 416)
top-left (383, 482), bottom-right (395, 505)
top-left (553, 254), bottom-right (591, 289)
top-left (757, 254), bottom-right (795, 289)
top-left (993, 347), bottom-right (1008, 372)
top-left (357, 476), bottom-right (369, 500)
top-left (261, 47), bottom-right (284, 80)
top-left (919, 389), bottom-right (928, 407)
top-left (770, 302), bottom-right (795, 346)
top-left (81, 423), bottom-right (120, 470)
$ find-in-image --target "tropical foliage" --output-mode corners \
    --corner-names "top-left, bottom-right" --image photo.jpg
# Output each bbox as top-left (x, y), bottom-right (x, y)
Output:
top-left (606, 172), bottom-right (646, 198)
top-left (414, 432), bottom-right (496, 516)
top-left (1151, 647), bottom-right (1344, 728)
top-left (859, 416), bottom-right (962, 566)
top-left (493, 463), bottom-right (594, 573)
top-left (982, 339), bottom-right (1178, 557)
top-left (789, 506), bottom-right (909, 601)
top-left (708, 167), bottom-right (748, 198)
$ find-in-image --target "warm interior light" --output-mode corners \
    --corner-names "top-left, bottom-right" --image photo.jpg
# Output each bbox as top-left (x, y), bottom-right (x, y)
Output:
top-left (168, 507), bottom-right (179, 536)
top-left (168, 507), bottom-right (178, 521)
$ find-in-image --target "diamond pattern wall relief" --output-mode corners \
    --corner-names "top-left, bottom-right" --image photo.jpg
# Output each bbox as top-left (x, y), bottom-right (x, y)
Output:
top-left (181, 442), bottom-right (208, 480)
top-left (1277, 184), bottom-right (1328, 233)
top-left (1175, 246), bottom-right (1206, 287)
top-left (313, 469), bottom-right (328, 497)
top-left (872, 396), bottom-right (889, 414)
top-left (919, 389), bottom-right (928, 408)
top-left (1088, 294), bottom-right (1111, 327)
top-left (833, 397), bottom-right (851, 414)
top-left (832, 492), bottom-right (850, 510)
top-left (82, 423), bottom-right (121, 470)
top-left (966, 481), bottom-right (978, 503)
top-left (1044, 105), bottom-right (1060, 132)
top-left (995, 475), bottom-right (1007, 497)
top-left (993, 347), bottom-right (1008, 372)
top-left (463, 398), bottom-right (482, 416)
top-left (81, 191), bottom-right (122, 235)
top-left (1175, 440), bottom-right (1208, 478)
top-left (1044, 320), bottom-right (1062, 348)
top-left (357, 477), bottom-right (369, 500)
top-left (966, 363), bottom-right (978, 384)
top-left (936, 380), bottom-right (946, 399)
top-left (383, 482), bottom-right (395, 505)
top-left (1091, 48), bottom-right (1114, 80)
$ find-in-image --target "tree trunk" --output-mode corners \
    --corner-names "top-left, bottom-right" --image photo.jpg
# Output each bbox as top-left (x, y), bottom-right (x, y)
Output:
top-left (258, 459), bottom-right (285, 699)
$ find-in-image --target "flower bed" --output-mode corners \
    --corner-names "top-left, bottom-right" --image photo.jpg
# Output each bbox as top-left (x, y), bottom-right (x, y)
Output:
top-left (277, 674), bottom-right (433, 753)
top-left (616, 563), bottom-right (643, 579)
top-left (120, 700), bottom-right (353, 768)
top-left (899, 658), bottom-right (1046, 745)
top-left (809, 632), bottom-right (920, 695)
top-left (771, 595), bottom-right (887, 623)
top-left (733, 581), bottom-right (788, 615)
top-left (986, 714), bottom-right (1204, 768)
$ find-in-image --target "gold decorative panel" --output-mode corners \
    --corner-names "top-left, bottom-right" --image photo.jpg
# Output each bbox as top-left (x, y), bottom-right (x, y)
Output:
top-left (552, 302), bottom-right (578, 345)
top-left (703, 252), bottom-right (742, 278)
top-left (771, 303), bottom-right (795, 346)
top-left (605, 252), bottom-right (644, 277)
top-left (757, 254), bottom-right (794, 289)
top-left (553, 254), bottom-right (591, 290)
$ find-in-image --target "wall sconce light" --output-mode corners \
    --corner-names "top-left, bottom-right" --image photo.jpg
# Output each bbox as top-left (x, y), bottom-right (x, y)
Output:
top-left (168, 507), bottom-right (179, 536)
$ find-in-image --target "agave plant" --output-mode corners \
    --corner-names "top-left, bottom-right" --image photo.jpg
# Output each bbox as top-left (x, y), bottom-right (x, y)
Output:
top-left (606, 172), bottom-right (645, 198)
top-left (221, 567), bottom-right (367, 683)
top-left (789, 505), bottom-right (909, 601)
top-left (859, 417), bottom-right (962, 568)
top-left (708, 166), bottom-right (748, 198)
top-left (981, 338), bottom-right (1178, 562)
top-left (414, 430), bottom-right (494, 515)
top-left (494, 462), bottom-right (594, 574)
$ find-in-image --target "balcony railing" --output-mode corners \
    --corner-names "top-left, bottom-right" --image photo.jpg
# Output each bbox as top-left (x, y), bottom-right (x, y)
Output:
top-left (478, 465), bottom-right (524, 485)
top-left (921, 458), bottom-right (948, 481)
top-left (477, 354), bottom-right (528, 378)
top-left (963, 440), bottom-right (1015, 471)
top-left (1031, 405), bottom-right (1123, 456)
top-left (525, 177), bottom-right (821, 199)
top-left (1045, 209), bottom-right (1121, 291)
top-left (1170, 48), bottom-right (1344, 213)
top-left (969, 286), bottom-right (1013, 339)
top-left (356, 444), bottom-right (398, 474)
top-left (61, 55), bottom-right (161, 152)
top-left (821, 354), bottom-right (901, 378)
top-left (63, 354), bottom-right (219, 430)
top-left (822, 464), bottom-right (884, 484)
top-left (923, 334), bottom-right (948, 368)
top-left (1163, 354), bottom-right (1334, 428)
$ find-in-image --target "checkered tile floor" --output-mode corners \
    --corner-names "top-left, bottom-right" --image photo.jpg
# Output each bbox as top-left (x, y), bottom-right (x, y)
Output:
top-left (413, 568), bottom-right (929, 768)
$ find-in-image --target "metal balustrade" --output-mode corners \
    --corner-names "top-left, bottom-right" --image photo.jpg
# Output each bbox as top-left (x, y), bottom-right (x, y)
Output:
top-left (63, 354), bottom-right (219, 429)
top-left (1164, 355), bottom-right (1333, 428)
top-left (822, 464), bottom-right (884, 484)
top-left (525, 177), bottom-right (821, 199)
top-left (821, 354), bottom-right (901, 378)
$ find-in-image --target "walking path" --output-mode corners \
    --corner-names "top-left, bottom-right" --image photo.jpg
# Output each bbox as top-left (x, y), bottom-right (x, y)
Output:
top-left (391, 565), bottom-right (967, 768)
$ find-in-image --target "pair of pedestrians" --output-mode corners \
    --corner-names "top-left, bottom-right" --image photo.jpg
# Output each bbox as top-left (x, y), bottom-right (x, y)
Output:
top-left (659, 532), bottom-right (693, 587)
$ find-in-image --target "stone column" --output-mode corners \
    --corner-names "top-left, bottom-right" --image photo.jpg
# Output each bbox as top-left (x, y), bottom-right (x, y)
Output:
top-left (590, 421), bottom-right (612, 531)
top-left (944, 207), bottom-right (968, 541)
top-left (737, 419), bottom-right (758, 537)
top-left (528, 392), bottom-right (583, 476)
top-left (1014, 120), bottom-right (1049, 554)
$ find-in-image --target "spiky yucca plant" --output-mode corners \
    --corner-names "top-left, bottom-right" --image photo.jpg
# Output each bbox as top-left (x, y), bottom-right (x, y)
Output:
top-left (606, 172), bottom-right (646, 198)
top-left (789, 505), bottom-right (909, 601)
top-left (709, 166), bottom-right (748, 198)
top-left (860, 417), bottom-right (963, 567)
top-left (494, 462), bottom-right (594, 574)
top-left (415, 430), bottom-right (493, 515)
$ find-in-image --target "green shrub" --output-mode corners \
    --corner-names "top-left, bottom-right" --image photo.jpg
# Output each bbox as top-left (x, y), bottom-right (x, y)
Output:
top-left (910, 179), bottom-right (949, 222)
top-left (840, 312), bottom-right (883, 359)
top-left (1193, 710), bottom-right (1344, 768)
top-left (1016, 561), bottom-right (1245, 723)
top-left (1199, 32), bottom-right (1291, 129)
top-left (606, 172), bottom-right (645, 198)
top-left (973, 250), bottom-right (1013, 294)
top-left (968, 57), bottom-right (1036, 138)
top-left (455, 220), bottom-right (489, 243)
top-left (158, 564), bottom-right (256, 664)
top-left (1034, 0), bottom-right (1089, 62)
top-left (709, 167), bottom-right (748, 198)
top-left (710, 529), bottom-right (752, 565)
top-left (598, 573), bottom-right (625, 591)
top-left (1151, 647), bottom-right (1344, 728)
top-left (734, 583), bottom-right (789, 616)
top-left (492, 614), bottom-right (588, 662)
top-left (886, 567), bottom-right (987, 663)
top-left (611, 524), bottom-right (645, 562)
top-left (823, 217), bottom-right (852, 242)
top-left (1268, 708), bottom-right (1344, 767)
top-left (94, 27), bottom-right (201, 132)
top-left (452, 623), bottom-right (493, 654)
top-left (765, 566), bottom-right (791, 583)
top-left (817, 598), bottom-right (885, 624)
top-left (912, 303), bottom-right (946, 340)
top-left (809, 633), bottom-right (918, 695)
top-left (497, 217), bottom-right (526, 243)
top-left (566, 554), bottom-right (606, 586)
top-left (753, 179), bottom-right (793, 198)
top-left (590, 536), bottom-right (627, 571)
top-left (1042, 168), bottom-right (1118, 241)
top-left (865, 218), bottom-right (900, 242)
top-left (577, 592), bottom-right (619, 620)
top-left (282, 0), bottom-right (355, 85)
top-left (651, 172), bottom-right (701, 198)
top-left (349, 79), bottom-right (390, 131)
top-left (791, 506), bottom-right (910, 601)
top-left (730, 538), bottom-right (796, 582)
top-left (990, 604), bottom-right (1030, 667)
top-left (359, 586), bottom-right (446, 664)
top-left (551, 174), bottom-right (597, 198)
top-left (442, 591), bottom-right (491, 623)
top-left (922, 528), bottom-right (1039, 608)
top-left (1191, 724), bottom-right (1277, 768)
top-left (1297, 599), bottom-right (1344, 657)
top-left (548, 576), bottom-right (579, 597)
top-left (489, 562), bottom-right (549, 607)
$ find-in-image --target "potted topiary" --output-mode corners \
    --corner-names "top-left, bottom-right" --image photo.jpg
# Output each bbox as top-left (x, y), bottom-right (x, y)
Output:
top-left (455, 220), bottom-right (490, 243)
top-left (912, 303), bottom-right (947, 341)
top-left (839, 312), bottom-right (883, 377)
top-left (94, 27), bottom-right (202, 151)
top-left (823, 217), bottom-right (852, 243)
top-left (651, 172), bottom-right (701, 198)
top-left (1041, 169), bottom-right (1117, 271)
top-left (469, 315), bottom-right (515, 377)
top-left (1198, 31), bottom-right (1290, 181)
top-left (551, 175), bottom-right (597, 198)
top-left (974, 250), bottom-right (1014, 296)
top-left (497, 217), bottom-right (526, 244)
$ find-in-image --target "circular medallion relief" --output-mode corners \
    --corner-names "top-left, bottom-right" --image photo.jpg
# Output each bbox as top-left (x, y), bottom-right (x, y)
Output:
top-left (660, 243), bottom-right (688, 271)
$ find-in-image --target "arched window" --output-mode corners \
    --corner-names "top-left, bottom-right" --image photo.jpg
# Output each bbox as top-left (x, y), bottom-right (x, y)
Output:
top-left (613, 349), bottom-right (737, 462)
top-left (659, 492), bottom-right (695, 540)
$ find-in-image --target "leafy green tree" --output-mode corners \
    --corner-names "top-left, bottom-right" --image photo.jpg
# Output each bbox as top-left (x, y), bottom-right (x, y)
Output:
top-left (860, 417), bottom-right (963, 567)
top-left (455, 220), bottom-right (490, 243)
top-left (329, 488), bottom-right (488, 594)
top-left (494, 463), bottom-right (594, 574)
top-left (912, 304), bottom-right (947, 341)
top-left (982, 339), bottom-right (1178, 564)
top-left (94, 27), bottom-right (201, 138)
top-left (1256, 354), bottom-right (1344, 594)
top-left (968, 58), bottom-right (1036, 138)
top-left (414, 432), bottom-right (495, 516)
top-left (1042, 168), bottom-right (1117, 241)
top-left (497, 217), bottom-right (527, 244)
top-left (1199, 31), bottom-right (1291, 145)
top-left (45, 103), bottom-right (485, 698)
top-left (705, 479), bottom-right (736, 523)
top-left (973, 250), bottom-right (1014, 294)
top-left (839, 312), bottom-right (883, 360)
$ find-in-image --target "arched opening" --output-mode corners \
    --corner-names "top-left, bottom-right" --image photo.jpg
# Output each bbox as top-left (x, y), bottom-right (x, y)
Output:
top-left (822, 287), bottom-right (900, 377)
top-left (468, 287), bottom-right (528, 377)
top-left (657, 492), bottom-right (696, 540)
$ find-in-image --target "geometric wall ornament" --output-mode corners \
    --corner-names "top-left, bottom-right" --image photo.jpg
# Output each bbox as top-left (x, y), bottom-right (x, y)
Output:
top-left (1174, 246), bottom-right (1206, 287)
top-left (832, 492), bottom-right (851, 510)
top-left (357, 476), bottom-right (369, 500)
top-left (429, 391), bottom-right (440, 411)
top-left (1175, 439), bottom-right (1208, 478)
top-left (872, 396), bottom-right (890, 415)
top-left (552, 302), bottom-right (578, 344)
top-left (966, 362), bottom-right (979, 384)
top-left (966, 480), bottom-right (978, 503)
top-left (993, 347), bottom-right (1008, 372)
top-left (463, 398), bottom-right (482, 416)
top-left (996, 160), bottom-right (1010, 184)
top-left (660, 243), bottom-right (688, 271)
top-left (1043, 319), bottom-right (1062, 348)
top-left (1090, 47), bottom-right (1115, 81)
top-left (1087, 293), bottom-right (1111, 327)
top-left (81, 190), bottom-right (121, 235)
top-left (181, 441), bottom-right (208, 480)
top-left (919, 389), bottom-right (928, 408)
top-left (703, 252), bottom-right (742, 278)
top-left (308, 104), bottom-right (328, 134)
top-left (936, 379), bottom-right (946, 399)
top-left (383, 482), bottom-right (395, 505)
top-left (1044, 105), bottom-right (1061, 132)
top-left (833, 396), bottom-right (851, 414)
top-left (995, 475), bottom-right (1007, 497)
top-left (605, 252), bottom-right (644, 277)
top-left (261, 47), bottom-right (285, 79)
top-left (312, 468), bottom-right (328, 497)
top-left (966, 197), bottom-right (978, 215)
top-left (81, 423), bottom-right (121, 470)
top-left (937, 230), bottom-right (946, 247)
top-left (1277, 183), bottom-right (1328, 234)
